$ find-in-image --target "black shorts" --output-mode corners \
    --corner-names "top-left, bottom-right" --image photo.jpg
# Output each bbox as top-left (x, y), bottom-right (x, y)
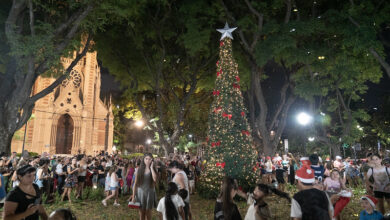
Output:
top-left (374, 191), bottom-right (390, 199)
top-left (78, 176), bottom-right (86, 183)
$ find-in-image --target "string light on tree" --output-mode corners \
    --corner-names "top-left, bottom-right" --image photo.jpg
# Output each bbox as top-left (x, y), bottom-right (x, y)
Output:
top-left (199, 23), bottom-right (257, 198)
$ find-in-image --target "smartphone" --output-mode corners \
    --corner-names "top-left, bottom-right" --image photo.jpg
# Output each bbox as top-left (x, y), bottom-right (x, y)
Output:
top-left (34, 198), bottom-right (41, 205)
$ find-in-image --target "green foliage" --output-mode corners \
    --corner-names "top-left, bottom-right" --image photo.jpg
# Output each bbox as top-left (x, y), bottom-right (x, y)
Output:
top-left (199, 38), bottom-right (257, 198)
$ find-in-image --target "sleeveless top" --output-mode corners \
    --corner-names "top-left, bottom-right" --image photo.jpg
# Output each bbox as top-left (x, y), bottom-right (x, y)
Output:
top-left (110, 172), bottom-right (118, 187)
top-left (173, 170), bottom-right (189, 203)
top-left (34, 168), bottom-right (44, 188)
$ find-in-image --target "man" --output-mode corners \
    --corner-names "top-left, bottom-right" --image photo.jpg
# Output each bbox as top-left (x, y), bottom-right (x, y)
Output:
top-left (291, 165), bottom-right (333, 220)
top-left (56, 158), bottom-right (68, 195)
top-left (310, 154), bottom-right (325, 183)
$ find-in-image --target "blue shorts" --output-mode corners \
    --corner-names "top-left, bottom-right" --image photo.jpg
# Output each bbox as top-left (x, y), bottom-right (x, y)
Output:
top-left (110, 186), bottom-right (117, 191)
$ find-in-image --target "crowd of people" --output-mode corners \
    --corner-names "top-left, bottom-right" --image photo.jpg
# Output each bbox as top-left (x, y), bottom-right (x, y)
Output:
top-left (0, 150), bottom-right (390, 219)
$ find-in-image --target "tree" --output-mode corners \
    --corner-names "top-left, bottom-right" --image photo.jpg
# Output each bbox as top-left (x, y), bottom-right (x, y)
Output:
top-left (346, 0), bottom-right (390, 79)
top-left (0, 0), bottom-right (98, 154)
top-left (218, 0), bottom-right (387, 156)
top-left (95, 0), bottom-right (218, 156)
top-left (199, 31), bottom-right (257, 198)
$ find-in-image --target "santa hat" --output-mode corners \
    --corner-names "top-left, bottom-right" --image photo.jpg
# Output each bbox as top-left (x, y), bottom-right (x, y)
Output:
top-left (361, 195), bottom-right (378, 208)
top-left (300, 157), bottom-right (311, 166)
top-left (266, 156), bottom-right (271, 160)
top-left (295, 165), bottom-right (315, 184)
top-left (336, 156), bottom-right (342, 160)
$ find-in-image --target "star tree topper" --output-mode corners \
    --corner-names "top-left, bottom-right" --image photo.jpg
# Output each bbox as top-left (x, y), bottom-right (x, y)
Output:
top-left (216, 22), bottom-right (237, 41)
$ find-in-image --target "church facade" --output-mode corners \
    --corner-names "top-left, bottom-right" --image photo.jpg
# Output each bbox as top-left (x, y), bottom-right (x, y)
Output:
top-left (11, 50), bottom-right (114, 155)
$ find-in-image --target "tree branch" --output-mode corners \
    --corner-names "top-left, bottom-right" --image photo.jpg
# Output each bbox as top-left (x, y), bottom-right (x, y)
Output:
top-left (35, 4), bottom-right (94, 76)
top-left (369, 47), bottom-right (390, 79)
top-left (28, 35), bottom-right (91, 103)
top-left (27, 0), bottom-right (34, 36)
top-left (284, 0), bottom-right (292, 24)
top-left (243, 0), bottom-right (264, 50)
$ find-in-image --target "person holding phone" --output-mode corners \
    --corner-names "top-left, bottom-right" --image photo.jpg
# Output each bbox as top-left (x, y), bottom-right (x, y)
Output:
top-left (3, 165), bottom-right (48, 220)
top-left (132, 153), bottom-right (158, 220)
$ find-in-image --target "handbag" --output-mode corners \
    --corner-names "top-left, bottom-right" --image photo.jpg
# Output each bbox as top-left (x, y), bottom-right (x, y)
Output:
top-left (128, 201), bottom-right (140, 209)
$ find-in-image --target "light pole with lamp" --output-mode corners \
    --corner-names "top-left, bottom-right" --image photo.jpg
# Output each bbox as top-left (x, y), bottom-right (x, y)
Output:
top-left (296, 112), bottom-right (313, 155)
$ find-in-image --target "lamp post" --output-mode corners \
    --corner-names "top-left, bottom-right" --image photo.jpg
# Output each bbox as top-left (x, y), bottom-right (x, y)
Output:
top-left (296, 112), bottom-right (313, 155)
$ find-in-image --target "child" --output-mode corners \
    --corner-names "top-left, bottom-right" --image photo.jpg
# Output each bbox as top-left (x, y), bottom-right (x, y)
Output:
top-left (360, 195), bottom-right (383, 220)
top-left (157, 182), bottom-right (185, 220)
top-left (102, 165), bottom-right (120, 206)
top-left (244, 184), bottom-right (291, 220)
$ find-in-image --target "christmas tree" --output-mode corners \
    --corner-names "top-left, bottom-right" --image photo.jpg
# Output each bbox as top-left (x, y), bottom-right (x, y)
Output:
top-left (199, 23), bottom-right (257, 198)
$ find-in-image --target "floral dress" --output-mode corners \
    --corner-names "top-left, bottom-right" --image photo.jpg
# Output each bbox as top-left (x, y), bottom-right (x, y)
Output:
top-left (65, 165), bottom-right (78, 188)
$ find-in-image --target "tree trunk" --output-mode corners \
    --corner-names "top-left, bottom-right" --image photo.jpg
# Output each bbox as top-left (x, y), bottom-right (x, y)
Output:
top-left (332, 144), bottom-right (341, 158)
top-left (262, 138), bottom-right (275, 157)
top-left (0, 126), bottom-right (14, 155)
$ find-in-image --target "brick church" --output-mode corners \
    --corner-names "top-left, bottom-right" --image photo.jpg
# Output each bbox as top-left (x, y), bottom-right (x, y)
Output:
top-left (11, 49), bottom-right (114, 155)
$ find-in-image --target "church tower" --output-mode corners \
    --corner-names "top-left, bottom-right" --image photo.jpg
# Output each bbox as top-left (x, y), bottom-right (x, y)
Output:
top-left (11, 49), bottom-right (114, 155)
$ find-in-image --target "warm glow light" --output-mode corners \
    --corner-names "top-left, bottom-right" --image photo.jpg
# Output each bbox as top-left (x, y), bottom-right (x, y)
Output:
top-left (296, 112), bottom-right (313, 126)
top-left (146, 139), bottom-right (152, 144)
top-left (135, 120), bottom-right (144, 128)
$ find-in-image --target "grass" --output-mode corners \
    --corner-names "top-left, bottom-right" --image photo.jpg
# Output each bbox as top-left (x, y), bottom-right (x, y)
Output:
top-left (0, 184), bottom-right (370, 219)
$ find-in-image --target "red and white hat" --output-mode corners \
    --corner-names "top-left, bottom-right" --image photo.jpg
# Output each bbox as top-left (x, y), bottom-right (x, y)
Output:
top-left (300, 157), bottom-right (311, 166)
top-left (295, 165), bottom-right (315, 184)
top-left (361, 195), bottom-right (378, 208)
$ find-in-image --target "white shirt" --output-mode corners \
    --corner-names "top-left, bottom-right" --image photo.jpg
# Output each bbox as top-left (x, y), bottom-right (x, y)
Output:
top-left (56, 163), bottom-right (63, 175)
top-left (173, 171), bottom-right (189, 203)
top-left (244, 194), bottom-right (257, 220)
top-left (110, 173), bottom-right (118, 187)
top-left (157, 194), bottom-right (185, 220)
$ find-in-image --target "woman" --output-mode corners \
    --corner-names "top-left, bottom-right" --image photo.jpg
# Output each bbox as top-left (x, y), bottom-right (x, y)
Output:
top-left (244, 184), bottom-right (291, 220)
top-left (157, 182), bottom-right (185, 220)
top-left (287, 153), bottom-right (298, 185)
top-left (132, 153), bottom-right (158, 220)
top-left (126, 162), bottom-right (135, 194)
top-left (214, 176), bottom-right (241, 220)
top-left (102, 165), bottom-right (120, 206)
top-left (366, 154), bottom-right (390, 215)
top-left (61, 158), bottom-right (79, 204)
top-left (169, 161), bottom-right (191, 220)
top-left (3, 165), bottom-right (48, 220)
top-left (76, 158), bottom-right (87, 199)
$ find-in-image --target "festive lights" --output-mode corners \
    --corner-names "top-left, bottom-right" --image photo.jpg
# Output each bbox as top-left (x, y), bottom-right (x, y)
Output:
top-left (199, 25), bottom-right (257, 198)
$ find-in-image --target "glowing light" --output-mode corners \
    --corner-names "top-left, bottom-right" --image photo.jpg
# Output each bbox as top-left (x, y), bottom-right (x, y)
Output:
top-left (135, 120), bottom-right (144, 128)
top-left (146, 139), bottom-right (152, 144)
top-left (318, 56), bottom-right (325, 60)
top-left (296, 112), bottom-right (313, 126)
top-left (308, 137), bottom-right (315, 142)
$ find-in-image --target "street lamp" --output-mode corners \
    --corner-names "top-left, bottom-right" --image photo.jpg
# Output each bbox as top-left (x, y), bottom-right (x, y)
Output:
top-left (296, 112), bottom-right (313, 155)
top-left (135, 120), bottom-right (144, 128)
top-left (296, 112), bottom-right (313, 126)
